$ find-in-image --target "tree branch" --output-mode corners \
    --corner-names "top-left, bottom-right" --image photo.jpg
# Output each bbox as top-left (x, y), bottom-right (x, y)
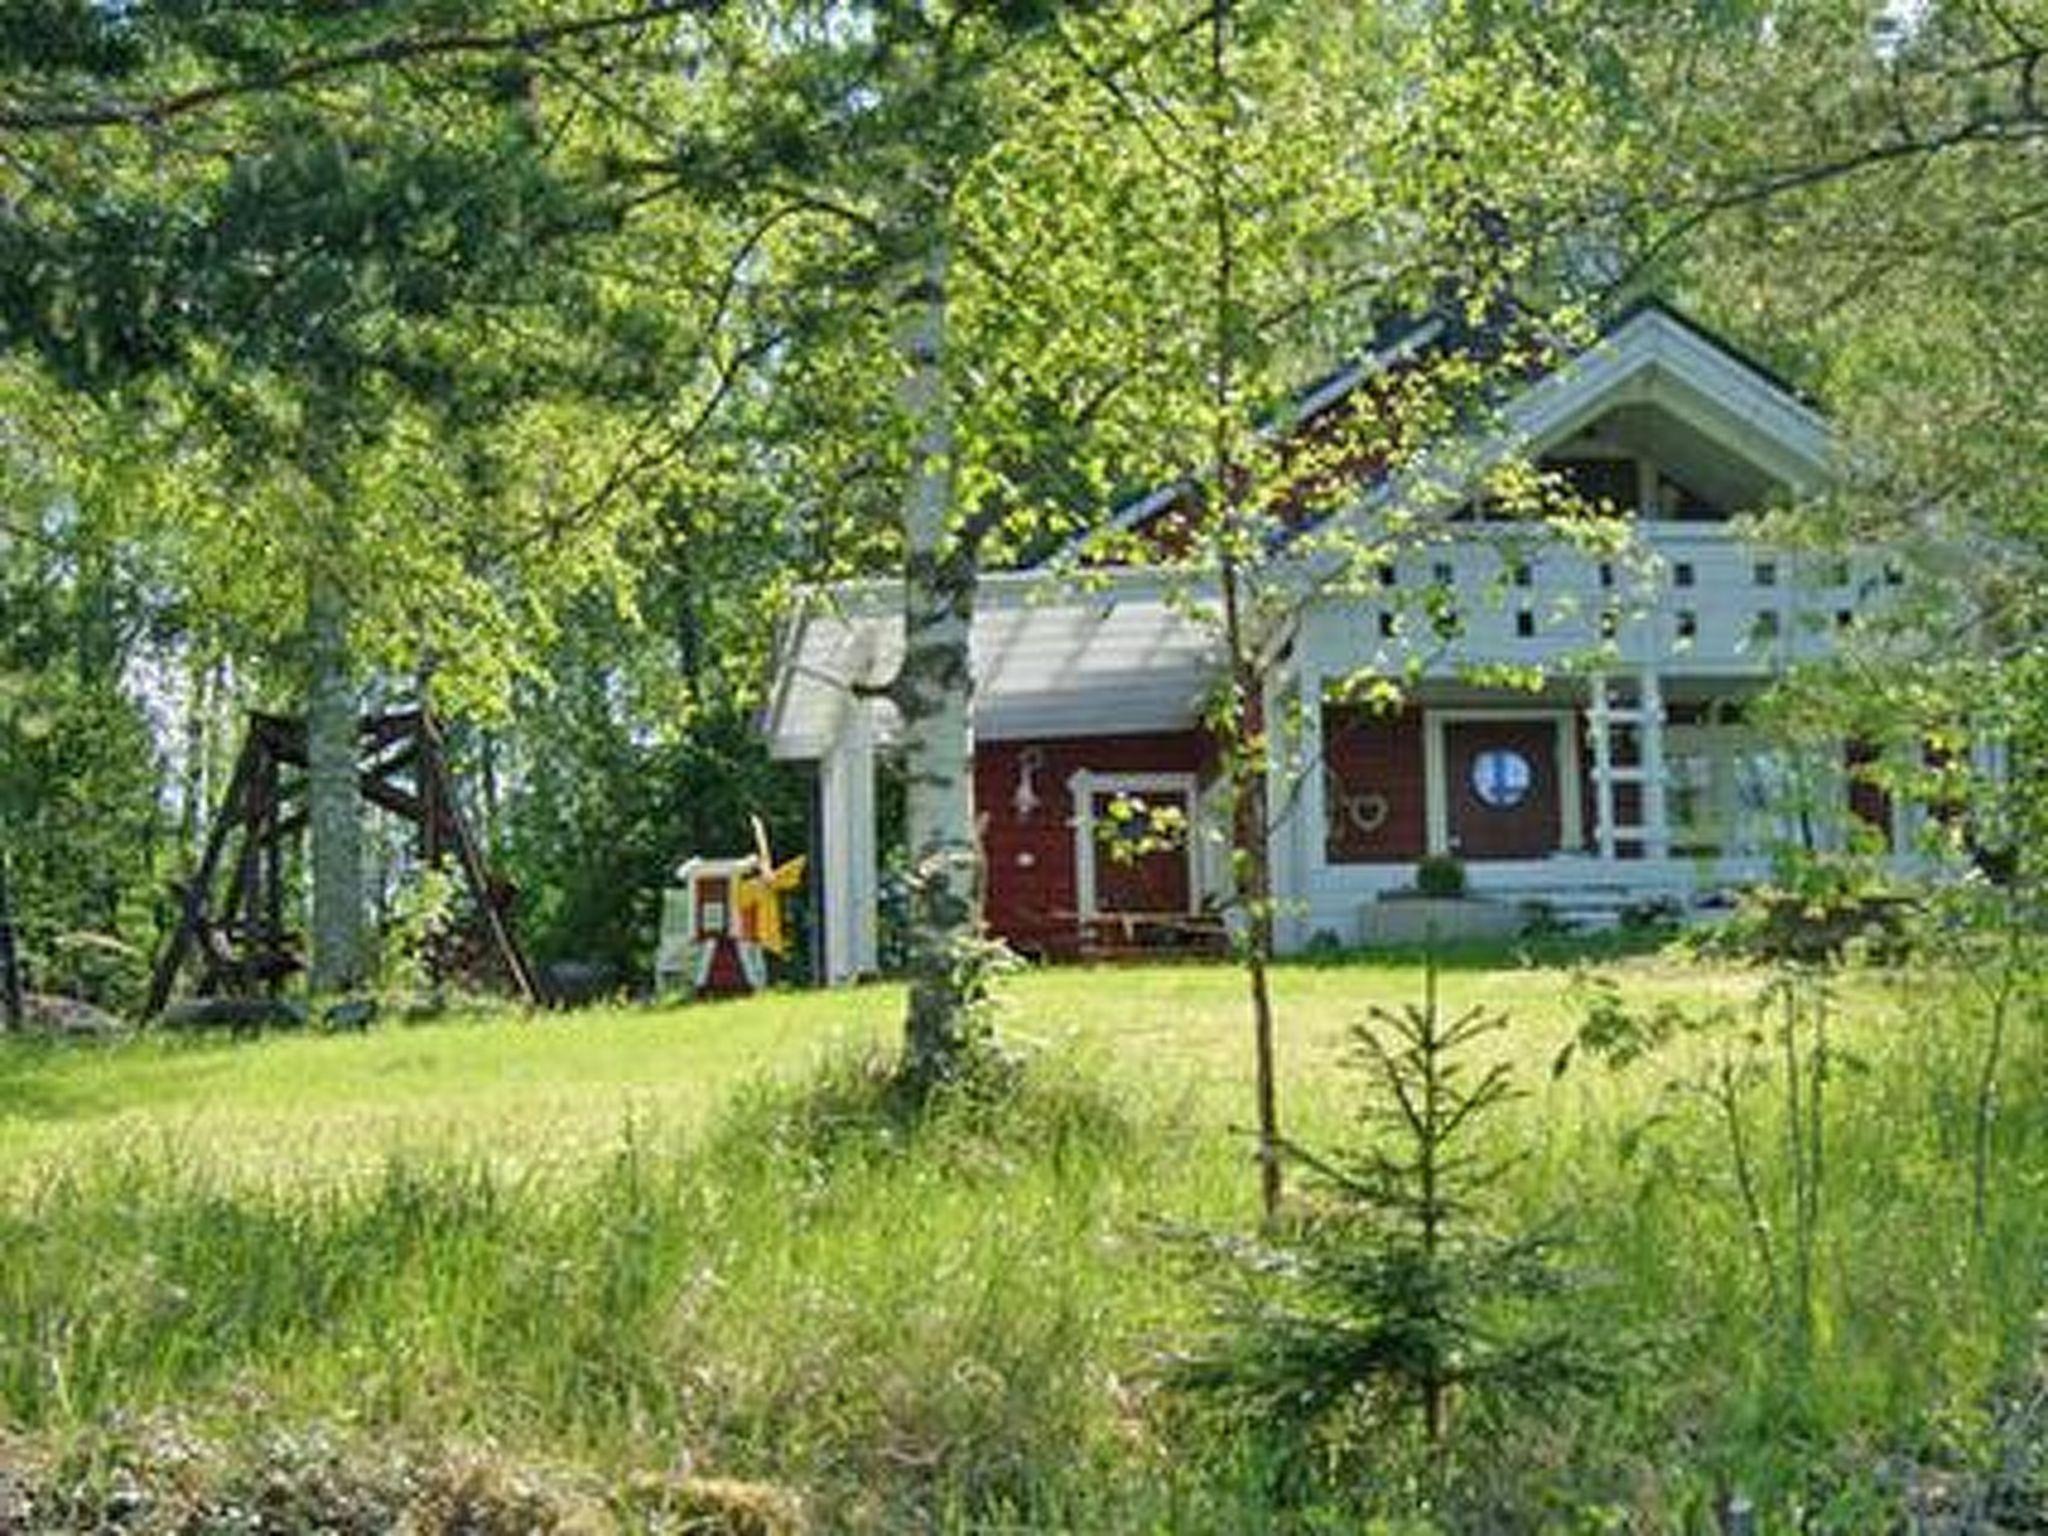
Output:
top-left (1630, 98), bottom-right (2048, 284)
top-left (0, 2), bottom-right (723, 133)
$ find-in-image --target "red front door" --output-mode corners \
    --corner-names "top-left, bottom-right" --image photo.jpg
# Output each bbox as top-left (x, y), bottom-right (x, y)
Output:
top-left (1444, 720), bottom-right (1561, 860)
top-left (1092, 789), bottom-right (1193, 914)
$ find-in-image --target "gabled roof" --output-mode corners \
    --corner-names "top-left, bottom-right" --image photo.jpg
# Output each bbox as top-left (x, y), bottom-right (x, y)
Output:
top-left (1050, 298), bottom-right (1829, 566)
top-left (1479, 299), bottom-right (1829, 488)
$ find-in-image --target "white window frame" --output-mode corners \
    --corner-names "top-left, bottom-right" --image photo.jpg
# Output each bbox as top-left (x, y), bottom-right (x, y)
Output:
top-left (1068, 770), bottom-right (1203, 919)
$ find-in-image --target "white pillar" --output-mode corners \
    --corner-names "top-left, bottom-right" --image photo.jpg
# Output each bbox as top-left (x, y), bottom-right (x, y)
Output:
top-left (1589, 674), bottom-right (1617, 863)
top-left (1640, 667), bottom-right (1670, 862)
top-left (1555, 714), bottom-right (1585, 852)
top-left (1286, 670), bottom-right (1327, 948)
top-left (1068, 770), bottom-right (1100, 922)
top-left (1295, 669), bottom-right (1327, 873)
top-left (1423, 709), bottom-right (1450, 855)
top-left (820, 701), bottom-right (878, 984)
top-left (1263, 667), bottom-right (1310, 952)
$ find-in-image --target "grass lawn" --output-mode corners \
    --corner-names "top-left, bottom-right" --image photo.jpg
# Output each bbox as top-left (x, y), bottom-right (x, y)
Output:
top-left (0, 980), bottom-right (906, 1191)
top-left (0, 944), bottom-right (1738, 1189)
top-left (1, 945), bottom-right (2041, 1531)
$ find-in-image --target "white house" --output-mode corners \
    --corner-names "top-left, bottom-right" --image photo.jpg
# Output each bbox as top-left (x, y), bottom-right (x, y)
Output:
top-left (764, 302), bottom-right (1926, 979)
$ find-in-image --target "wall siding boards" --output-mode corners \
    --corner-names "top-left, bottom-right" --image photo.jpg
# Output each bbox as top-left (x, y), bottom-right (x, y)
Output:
top-left (976, 731), bottom-right (1214, 958)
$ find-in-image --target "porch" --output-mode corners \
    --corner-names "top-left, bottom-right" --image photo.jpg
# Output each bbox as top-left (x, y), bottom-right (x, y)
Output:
top-left (1265, 667), bottom-right (1916, 950)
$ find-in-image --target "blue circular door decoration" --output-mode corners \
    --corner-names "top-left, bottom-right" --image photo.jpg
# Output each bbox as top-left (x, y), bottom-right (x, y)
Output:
top-left (1470, 747), bottom-right (1534, 809)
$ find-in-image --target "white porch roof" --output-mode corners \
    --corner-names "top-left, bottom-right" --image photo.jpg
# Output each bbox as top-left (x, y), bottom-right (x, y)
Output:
top-left (762, 571), bottom-right (1224, 761)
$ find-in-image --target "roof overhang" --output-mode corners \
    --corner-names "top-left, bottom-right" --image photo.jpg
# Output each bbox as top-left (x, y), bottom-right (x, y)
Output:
top-left (761, 568), bottom-right (1225, 761)
top-left (1505, 304), bottom-right (1831, 490)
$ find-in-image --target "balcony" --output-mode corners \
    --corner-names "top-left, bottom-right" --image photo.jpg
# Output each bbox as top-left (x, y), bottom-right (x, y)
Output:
top-left (1303, 521), bottom-right (1897, 679)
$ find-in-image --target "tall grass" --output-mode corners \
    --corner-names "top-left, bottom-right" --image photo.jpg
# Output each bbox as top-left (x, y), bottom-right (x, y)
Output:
top-left (0, 1050), bottom-right (1243, 1526)
top-left (1, 956), bottom-right (2045, 1528)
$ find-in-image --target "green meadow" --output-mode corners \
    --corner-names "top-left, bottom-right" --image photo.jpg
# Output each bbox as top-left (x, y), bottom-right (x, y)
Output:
top-left (2, 950), bottom-right (2044, 1530)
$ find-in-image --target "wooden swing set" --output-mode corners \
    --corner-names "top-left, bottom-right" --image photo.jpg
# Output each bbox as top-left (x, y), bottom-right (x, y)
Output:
top-left (146, 707), bottom-right (542, 1016)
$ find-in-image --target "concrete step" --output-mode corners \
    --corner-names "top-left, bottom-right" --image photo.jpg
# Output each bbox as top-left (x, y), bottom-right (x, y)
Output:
top-left (1475, 882), bottom-right (1697, 933)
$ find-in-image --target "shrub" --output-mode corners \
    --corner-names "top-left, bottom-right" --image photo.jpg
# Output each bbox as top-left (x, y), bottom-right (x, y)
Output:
top-left (1414, 855), bottom-right (1467, 900)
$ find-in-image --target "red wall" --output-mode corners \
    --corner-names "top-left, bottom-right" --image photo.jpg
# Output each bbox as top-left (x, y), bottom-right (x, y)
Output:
top-left (976, 731), bottom-right (1215, 958)
top-left (1322, 704), bottom-right (1427, 863)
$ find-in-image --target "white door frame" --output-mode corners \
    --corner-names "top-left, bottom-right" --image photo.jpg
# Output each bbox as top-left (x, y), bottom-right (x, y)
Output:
top-left (1424, 709), bottom-right (1583, 857)
top-left (1068, 770), bottom-right (1202, 919)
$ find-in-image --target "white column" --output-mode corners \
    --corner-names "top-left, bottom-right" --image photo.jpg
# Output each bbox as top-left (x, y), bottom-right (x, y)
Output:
top-left (820, 701), bottom-right (878, 984)
top-left (1295, 669), bottom-right (1327, 878)
top-left (1423, 709), bottom-right (1450, 855)
top-left (1640, 667), bottom-right (1670, 862)
top-left (1068, 770), bottom-right (1100, 921)
top-left (1284, 669), bottom-right (1327, 949)
top-left (1887, 739), bottom-right (1917, 862)
top-left (1555, 714), bottom-right (1585, 852)
top-left (1263, 668), bottom-right (1307, 952)
top-left (1589, 674), bottom-right (1617, 862)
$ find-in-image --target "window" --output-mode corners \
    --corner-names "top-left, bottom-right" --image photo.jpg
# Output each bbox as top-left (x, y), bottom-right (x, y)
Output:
top-left (1515, 609), bottom-right (1536, 638)
top-left (1548, 457), bottom-right (1641, 512)
top-left (1668, 752), bottom-right (1716, 851)
top-left (1470, 748), bottom-right (1534, 809)
top-left (1677, 609), bottom-right (1698, 640)
top-left (1754, 561), bottom-right (1778, 587)
top-left (1654, 473), bottom-right (1723, 521)
top-left (1673, 561), bottom-right (1695, 588)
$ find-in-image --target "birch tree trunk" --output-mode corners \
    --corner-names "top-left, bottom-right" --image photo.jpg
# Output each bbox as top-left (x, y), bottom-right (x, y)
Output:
top-left (892, 234), bottom-right (982, 1087)
top-left (1224, 589), bottom-right (1284, 1220)
top-left (306, 562), bottom-right (364, 993)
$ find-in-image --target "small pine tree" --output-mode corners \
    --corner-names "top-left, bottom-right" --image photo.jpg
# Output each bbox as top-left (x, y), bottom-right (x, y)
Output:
top-left (1170, 954), bottom-right (1599, 1485)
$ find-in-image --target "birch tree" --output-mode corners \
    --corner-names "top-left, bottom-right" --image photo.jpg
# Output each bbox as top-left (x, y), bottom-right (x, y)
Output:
top-left (617, 2), bottom-right (1207, 1085)
top-left (1659, 0), bottom-right (2048, 877)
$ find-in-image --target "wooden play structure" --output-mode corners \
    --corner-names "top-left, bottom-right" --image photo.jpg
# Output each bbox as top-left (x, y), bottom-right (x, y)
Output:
top-left (147, 708), bottom-right (541, 1014)
top-left (655, 818), bottom-right (804, 998)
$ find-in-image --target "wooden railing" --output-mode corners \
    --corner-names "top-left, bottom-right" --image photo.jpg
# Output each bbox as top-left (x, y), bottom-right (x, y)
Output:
top-left (1310, 523), bottom-right (1895, 677)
